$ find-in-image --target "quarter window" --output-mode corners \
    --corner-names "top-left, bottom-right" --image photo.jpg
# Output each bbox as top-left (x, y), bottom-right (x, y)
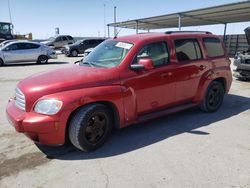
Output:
top-left (203, 38), bottom-right (224, 57)
top-left (137, 42), bottom-right (169, 67)
top-left (175, 39), bottom-right (202, 61)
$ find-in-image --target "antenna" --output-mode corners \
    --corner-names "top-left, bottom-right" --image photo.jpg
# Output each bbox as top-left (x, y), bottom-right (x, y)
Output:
top-left (114, 28), bottom-right (122, 39)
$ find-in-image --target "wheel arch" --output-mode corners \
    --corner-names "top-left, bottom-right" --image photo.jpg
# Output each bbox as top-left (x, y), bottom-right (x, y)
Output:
top-left (65, 100), bottom-right (121, 144)
top-left (0, 57), bottom-right (4, 65)
top-left (70, 48), bottom-right (79, 53)
top-left (193, 74), bottom-right (228, 104)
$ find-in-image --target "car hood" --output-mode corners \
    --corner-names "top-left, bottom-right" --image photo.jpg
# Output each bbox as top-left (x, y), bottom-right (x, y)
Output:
top-left (17, 65), bottom-right (120, 110)
top-left (41, 40), bottom-right (53, 45)
top-left (245, 27), bottom-right (250, 46)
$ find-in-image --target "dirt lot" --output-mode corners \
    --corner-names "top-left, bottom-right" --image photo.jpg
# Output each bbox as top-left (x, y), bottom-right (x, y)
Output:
top-left (0, 56), bottom-right (249, 188)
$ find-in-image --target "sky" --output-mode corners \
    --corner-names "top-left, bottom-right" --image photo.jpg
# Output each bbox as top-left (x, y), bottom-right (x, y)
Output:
top-left (0, 0), bottom-right (250, 39)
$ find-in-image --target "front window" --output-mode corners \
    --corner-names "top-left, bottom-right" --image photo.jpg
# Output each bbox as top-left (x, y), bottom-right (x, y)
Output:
top-left (80, 40), bottom-right (133, 68)
top-left (0, 23), bottom-right (11, 35)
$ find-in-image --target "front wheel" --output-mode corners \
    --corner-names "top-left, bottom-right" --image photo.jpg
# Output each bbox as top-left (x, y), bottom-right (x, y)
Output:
top-left (0, 58), bottom-right (4, 66)
top-left (70, 50), bottom-right (78, 57)
top-left (200, 81), bottom-right (225, 112)
top-left (69, 104), bottom-right (113, 151)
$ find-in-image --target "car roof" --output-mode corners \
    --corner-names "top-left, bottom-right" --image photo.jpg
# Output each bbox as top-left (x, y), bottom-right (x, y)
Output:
top-left (5, 40), bottom-right (41, 46)
top-left (114, 32), bottom-right (220, 44)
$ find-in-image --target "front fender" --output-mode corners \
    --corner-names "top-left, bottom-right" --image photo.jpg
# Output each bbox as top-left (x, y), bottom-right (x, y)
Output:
top-left (34, 85), bottom-right (125, 142)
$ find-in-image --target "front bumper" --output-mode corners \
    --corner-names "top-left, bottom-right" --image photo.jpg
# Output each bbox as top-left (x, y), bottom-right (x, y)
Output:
top-left (233, 70), bottom-right (250, 80)
top-left (6, 100), bottom-right (65, 145)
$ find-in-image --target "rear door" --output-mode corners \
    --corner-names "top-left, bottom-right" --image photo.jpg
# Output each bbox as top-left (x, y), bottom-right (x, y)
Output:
top-left (173, 38), bottom-right (208, 103)
top-left (21, 43), bottom-right (41, 61)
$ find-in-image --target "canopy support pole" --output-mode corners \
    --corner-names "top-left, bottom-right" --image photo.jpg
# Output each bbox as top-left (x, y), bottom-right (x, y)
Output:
top-left (107, 25), bottom-right (110, 38)
top-left (136, 20), bottom-right (139, 34)
top-left (223, 23), bottom-right (227, 41)
top-left (178, 14), bottom-right (182, 31)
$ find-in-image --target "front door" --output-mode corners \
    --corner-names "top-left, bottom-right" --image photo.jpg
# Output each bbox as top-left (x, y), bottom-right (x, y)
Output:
top-left (3, 43), bottom-right (25, 63)
top-left (122, 41), bottom-right (176, 115)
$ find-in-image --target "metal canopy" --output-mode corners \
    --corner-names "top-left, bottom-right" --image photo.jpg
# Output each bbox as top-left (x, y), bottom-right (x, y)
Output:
top-left (108, 1), bottom-right (250, 31)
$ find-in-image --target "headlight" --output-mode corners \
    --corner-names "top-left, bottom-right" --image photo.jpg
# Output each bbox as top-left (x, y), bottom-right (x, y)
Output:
top-left (34, 99), bottom-right (62, 115)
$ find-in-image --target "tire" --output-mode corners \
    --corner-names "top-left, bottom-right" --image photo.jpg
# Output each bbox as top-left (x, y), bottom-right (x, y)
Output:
top-left (70, 50), bottom-right (78, 57)
top-left (69, 104), bottom-right (113, 151)
top-left (37, 55), bottom-right (48, 64)
top-left (200, 81), bottom-right (225, 112)
top-left (0, 58), bottom-right (4, 66)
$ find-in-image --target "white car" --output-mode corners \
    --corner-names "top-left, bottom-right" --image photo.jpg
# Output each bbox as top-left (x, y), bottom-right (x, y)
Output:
top-left (0, 41), bottom-right (57, 66)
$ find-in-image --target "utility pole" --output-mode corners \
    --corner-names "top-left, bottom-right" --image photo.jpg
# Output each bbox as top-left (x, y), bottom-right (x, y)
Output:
top-left (8, 0), bottom-right (13, 24)
top-left (114, 6), bottom-right (117, 37)
top-left (103, 4), bottom-right (106, 37)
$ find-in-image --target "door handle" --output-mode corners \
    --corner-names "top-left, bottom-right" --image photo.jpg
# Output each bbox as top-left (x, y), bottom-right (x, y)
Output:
top-left (161, 72), bottom-right (172, 78)
top-left (199, 65), bottom-right (206, 71)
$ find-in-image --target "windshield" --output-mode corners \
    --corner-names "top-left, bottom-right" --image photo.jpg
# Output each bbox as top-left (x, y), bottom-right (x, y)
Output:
top-left (0, 23), bottom-right (11, 35)
top-left (80, 40), bottom-right (133, 68)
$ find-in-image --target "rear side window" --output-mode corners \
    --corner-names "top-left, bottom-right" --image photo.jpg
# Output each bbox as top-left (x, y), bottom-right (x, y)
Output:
top-left (67, 36), bottom-right (74, 40)
top-left (174, 39), bottom-right (202, 61)
top-left (203, 38), bottom-right (224, 57)
top-left (62, 36), bottom-right (68, 41)
top-left (23, 43), bottom-right (40, 49)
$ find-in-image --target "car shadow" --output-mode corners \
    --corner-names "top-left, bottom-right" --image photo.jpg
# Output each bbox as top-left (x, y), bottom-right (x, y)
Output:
top-left (36, 94), bottom-right (250, 160)
top-left (2, 62), bottom-right (69, 67)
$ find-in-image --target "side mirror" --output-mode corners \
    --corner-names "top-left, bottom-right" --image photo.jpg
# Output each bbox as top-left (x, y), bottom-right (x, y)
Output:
top-left (130, 58), bottom-right (154, 71)
top-left (138, 58), bottom-right (154, 69)
top-left (130, 64), bottom-right (145, 71)
top-left (3, 47), bottom-right (10, 51)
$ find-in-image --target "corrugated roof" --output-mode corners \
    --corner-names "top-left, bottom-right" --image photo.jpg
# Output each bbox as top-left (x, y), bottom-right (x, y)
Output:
top-left (108, 1), bottom-right (250, 30)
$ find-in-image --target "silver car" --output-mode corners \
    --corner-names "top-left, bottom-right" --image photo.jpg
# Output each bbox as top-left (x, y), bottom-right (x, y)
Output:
top-left (0, 41), bottom-right (57, 66)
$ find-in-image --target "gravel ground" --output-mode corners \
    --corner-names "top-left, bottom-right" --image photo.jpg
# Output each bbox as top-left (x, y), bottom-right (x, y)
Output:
top-left (0, 56), bottom-right (249, 188)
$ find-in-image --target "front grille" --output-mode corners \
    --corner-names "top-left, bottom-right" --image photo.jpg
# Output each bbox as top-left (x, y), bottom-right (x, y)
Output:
top-left (15, 88), bottom-right (26, 111)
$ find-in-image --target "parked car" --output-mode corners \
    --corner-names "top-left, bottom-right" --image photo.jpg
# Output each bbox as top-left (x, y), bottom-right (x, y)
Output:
top-left (42, 35), bottom-right (75, 49)
top-left (0, 41), bottom-right (57, 65)
top-left (6, 31), bottom-right (232, 151)
top-left (62, 38), bottom-right (106, 57)
top-left (233, 27), bottom-right (250, 80)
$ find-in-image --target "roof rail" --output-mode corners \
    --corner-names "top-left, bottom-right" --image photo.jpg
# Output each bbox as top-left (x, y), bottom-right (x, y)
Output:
top-left (165, 31), bottom-right (212, 34)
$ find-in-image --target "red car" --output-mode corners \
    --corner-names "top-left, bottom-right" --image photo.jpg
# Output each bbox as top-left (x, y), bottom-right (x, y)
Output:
top-left (6, 31), bottom-right (232, 151)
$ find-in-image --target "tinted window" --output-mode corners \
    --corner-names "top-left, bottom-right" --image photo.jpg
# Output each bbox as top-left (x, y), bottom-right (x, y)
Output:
top-left (137, 41), bottom-right (169, 67)
top-left (23, 43), bottom-right (40, 49)
top-left (54, 37), bottom-right (61, 42)
top-left (67, 36), bottom-right (74, 40)
top-left (62, 36), bottom-right (67, 41)
top-left (175, 39), bottom-right (202, 61)
top-left (83, 40), bottom-right (90, 45)
top-left (6, 43), bottom-right (19, 50)
top-left (203, 38), bottom-right (224, 57)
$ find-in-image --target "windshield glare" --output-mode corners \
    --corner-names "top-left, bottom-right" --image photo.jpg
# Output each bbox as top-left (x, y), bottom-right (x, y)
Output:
top-left (81, 40), bottom-right (133, 68)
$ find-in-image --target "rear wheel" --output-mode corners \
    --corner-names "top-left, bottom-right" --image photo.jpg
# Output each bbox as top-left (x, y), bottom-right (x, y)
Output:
top-left (70, 50), bottom-right (78, 57)
top-left (69, 104), bottom-right (113, 151)
top-left (37, 55), bottom-right (48, 64)
top-left (200, 81), bottom-right (225, 112)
